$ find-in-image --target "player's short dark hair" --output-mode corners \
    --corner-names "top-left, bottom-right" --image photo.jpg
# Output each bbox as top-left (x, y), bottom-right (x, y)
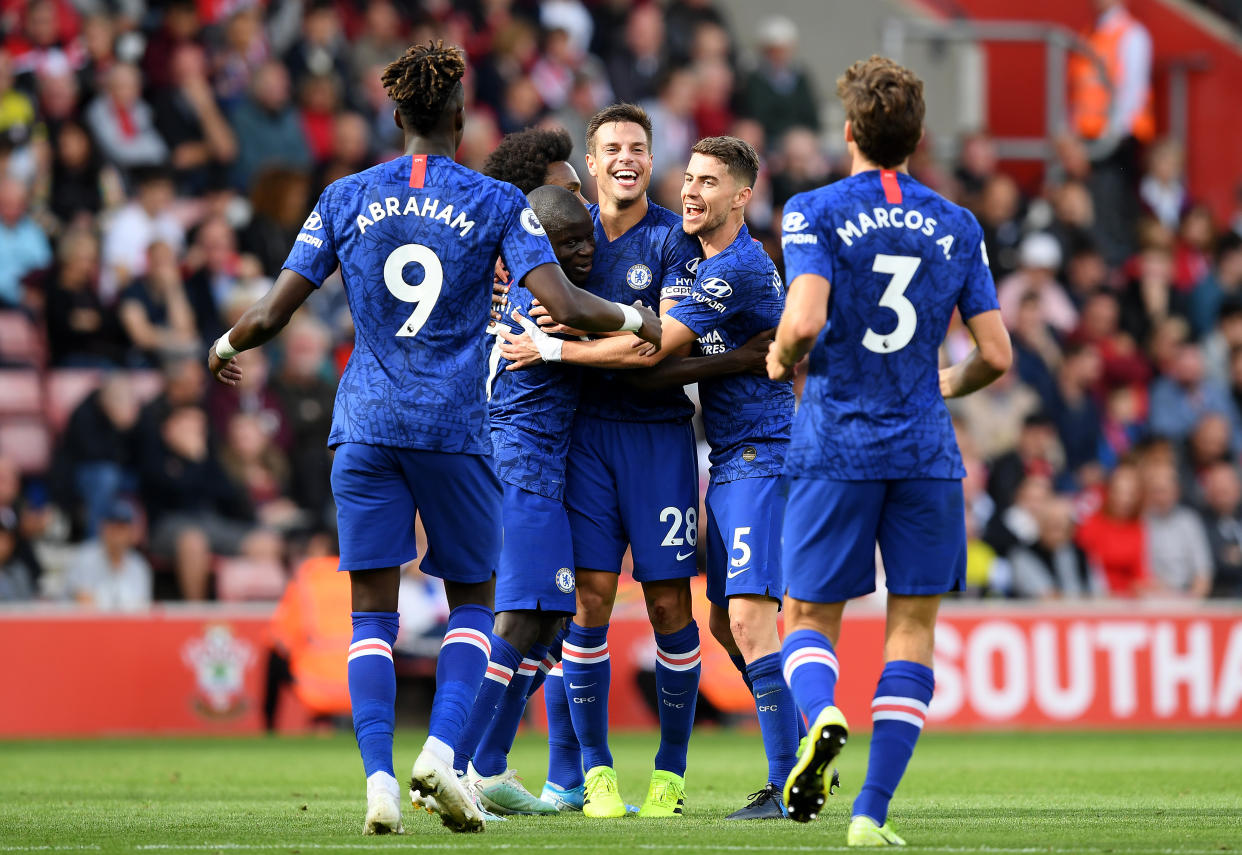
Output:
top-left (381, 40), bottom-right (466, 136)
top-left (836, 55), bottom-right (925, 169)
top-left (527, 184), bottom-right (589, 235)
top-left (691, 136), bottom-right (760, 188)
top-left (482, 127), bottom-right (574, 194)
top-left (585, 103), bottom-right (652, 154)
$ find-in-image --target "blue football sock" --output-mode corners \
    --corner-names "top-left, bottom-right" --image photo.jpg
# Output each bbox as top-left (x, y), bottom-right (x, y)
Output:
top-left (428, 604), bottom-right (494, 755)
top-left (853, 661), bottom-right (934, 826)
top-left (472, 642), bottom-right (547, 777)
top-left (452, 634), bottom-right (522, 775)
top-left (780, 628), bottom-right (840, 724)
top-left (348, 611), bottom-right (400, 778)
top-left (543, 635), bottom-right (583, 788)
top-left (729, 652), bottom-right (754, 693)
top-left (653, 621), bottom-right (701, 777)
top-left (562, 622), bottom-right (612, 771)
top-left (526, 644), bottom-right (556, 699)
top-left (746, 652), bottom-right (799, 787)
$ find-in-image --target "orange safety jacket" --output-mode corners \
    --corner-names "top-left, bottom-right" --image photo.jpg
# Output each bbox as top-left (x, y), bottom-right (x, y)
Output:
top-left (270, 556), bottom-right (353, 715)
top-left (1069, 8), bottom-right (1156, 143)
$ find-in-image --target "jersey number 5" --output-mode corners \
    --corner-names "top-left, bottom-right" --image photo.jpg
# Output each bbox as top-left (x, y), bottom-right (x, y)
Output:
top-left (384, 243), bottom-right (444, 338)
top-left (862, 254), bottom-right (920, 354)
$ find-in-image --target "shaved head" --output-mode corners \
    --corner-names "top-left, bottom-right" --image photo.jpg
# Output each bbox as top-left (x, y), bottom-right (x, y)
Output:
top-left (527, 184), bottom-right (591, 236)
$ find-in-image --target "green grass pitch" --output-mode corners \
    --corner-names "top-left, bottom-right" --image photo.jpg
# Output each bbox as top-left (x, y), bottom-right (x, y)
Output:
top-left (1, 729), bottom-right (1239, 853)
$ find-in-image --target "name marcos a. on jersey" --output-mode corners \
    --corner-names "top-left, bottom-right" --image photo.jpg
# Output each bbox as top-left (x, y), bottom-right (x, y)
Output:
top-left (780, 169), bottom-right (999, 481)
top-left (282, 154), bottom-right (557, 454)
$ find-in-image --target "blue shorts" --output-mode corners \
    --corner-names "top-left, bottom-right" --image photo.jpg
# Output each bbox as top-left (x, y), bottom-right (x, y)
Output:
top-left (705, 476), bottom-right (784, 608)
top-left (331, 443), bottom-right (501, 581)
top-left (495, 483), bottom-right (577, 614)
top-left (782, 477), bottom-right (965, 603)
top-left (565, 416), bottom-right (699, 582)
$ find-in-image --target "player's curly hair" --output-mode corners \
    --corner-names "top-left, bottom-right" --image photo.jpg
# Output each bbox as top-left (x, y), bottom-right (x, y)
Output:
top-left (381, 40), bottom-right (466, 136)
top-left (836, 55), bottom-right (924, 169)
top-left (482, 127), bottom-right (575, 193)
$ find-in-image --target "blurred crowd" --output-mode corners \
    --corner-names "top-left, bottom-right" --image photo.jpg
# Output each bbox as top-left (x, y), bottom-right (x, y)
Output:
top-left (0, 0), bottom-right (1240, 609)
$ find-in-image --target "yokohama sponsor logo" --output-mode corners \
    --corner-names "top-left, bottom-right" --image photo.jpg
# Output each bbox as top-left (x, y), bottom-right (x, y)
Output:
top-left (927, 616), bottom-right (1242, 726)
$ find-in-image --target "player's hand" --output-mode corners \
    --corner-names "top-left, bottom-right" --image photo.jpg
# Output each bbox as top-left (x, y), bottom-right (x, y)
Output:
top-left (208, 349), bottom-right (242, 386)
top-left (738, 327), bottom-right (777, 376)
top-left (766, 340), bottom-right (795, 382)
top-left (530, 299), bottom-right (589, 337)
top-left (632, 301), bottom-right (661, 354)
top-left (497, 321), bottom-right (546, 370)
top-left (490, 266), bottom-right (511, 324)
top-left (939, 367), bottom-right (957, 398)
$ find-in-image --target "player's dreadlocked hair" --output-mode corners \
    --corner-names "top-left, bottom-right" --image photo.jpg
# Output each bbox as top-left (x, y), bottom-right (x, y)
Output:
top-left (381, 40), bottom-right (466, 136)
top-left (836, 55), bottom-right (925, 169)
top-left (482, 127), bottom-right (574, 193)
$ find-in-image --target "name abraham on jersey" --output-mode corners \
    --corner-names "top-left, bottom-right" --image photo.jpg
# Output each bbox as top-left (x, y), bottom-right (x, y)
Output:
top-left (833, 206), bottom-right (955, 260)
top-left (353, 195), bottom-right (476, 238)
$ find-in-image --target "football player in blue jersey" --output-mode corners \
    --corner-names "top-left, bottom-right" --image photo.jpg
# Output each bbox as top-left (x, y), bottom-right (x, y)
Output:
top-left (766, 56), bottom-right (1012, 845)
top-left (498, 104), bottom-right (710, 819)
top-left (205, 42), bottom-right (662, 836)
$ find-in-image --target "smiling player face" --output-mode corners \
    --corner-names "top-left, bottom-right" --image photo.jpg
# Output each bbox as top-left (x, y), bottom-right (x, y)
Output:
top-left (586, 121), bottom-right (652, 206)
top-left (546, 208), bottom-right (596, 286)
top-left (682, 152), bottom-right (744, 238)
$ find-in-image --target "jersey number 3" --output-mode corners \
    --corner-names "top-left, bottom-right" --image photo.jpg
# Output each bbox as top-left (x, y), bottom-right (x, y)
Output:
top-left (862, 254), bottom-right (920, 354)
top-left (385, 243), bottom-right (444, 338)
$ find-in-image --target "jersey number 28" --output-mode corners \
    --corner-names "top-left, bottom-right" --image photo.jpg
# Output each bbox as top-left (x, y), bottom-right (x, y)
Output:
top-left (385, 243), bottom-right (444, 338)
top-left (862, 254), bottom-right (920, 355)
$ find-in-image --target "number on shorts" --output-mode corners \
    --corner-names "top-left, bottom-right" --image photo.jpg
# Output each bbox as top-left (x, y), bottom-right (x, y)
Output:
top-left (660, 506), bottom-right (698, 547)
top-left (861, 254), bottom-right (920, 354)
top-left (384, 243), bottom-right (444, 338)
top-left (730, 526), bottom-right (752, 567)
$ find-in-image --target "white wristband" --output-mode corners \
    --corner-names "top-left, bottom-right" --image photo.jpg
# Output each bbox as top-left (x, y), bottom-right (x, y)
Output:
top-left (214, 331), bottom-right (240, 361)
top-left (617, 303), bottom-right (643, 332)
top-left (515, 313), bottom-right (563, 363)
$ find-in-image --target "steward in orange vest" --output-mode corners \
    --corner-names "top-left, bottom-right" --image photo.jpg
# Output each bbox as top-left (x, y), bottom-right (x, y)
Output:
top-left (1069, 3), bottom-right (1156, 144)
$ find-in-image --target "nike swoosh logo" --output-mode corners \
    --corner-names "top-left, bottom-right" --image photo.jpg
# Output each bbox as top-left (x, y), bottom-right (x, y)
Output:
top-left (676, 551), bottom-right (695, 561)
top-left (662, 689), bottom-right (689, 696)
top-left (569, 682), bottom-right (596, 690)
top-left (727, 567), bottom-right (748, 578)
top-left (755, 689), bottom-right (780, 698)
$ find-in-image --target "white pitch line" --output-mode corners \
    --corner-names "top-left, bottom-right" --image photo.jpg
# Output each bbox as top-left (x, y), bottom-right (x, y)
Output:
top-left (111, 844), bottom-right (1242, 855)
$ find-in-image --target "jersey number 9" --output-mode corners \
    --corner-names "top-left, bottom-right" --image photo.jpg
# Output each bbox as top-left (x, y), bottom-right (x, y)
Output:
top-left (385, 243), bottom-right (444, 338)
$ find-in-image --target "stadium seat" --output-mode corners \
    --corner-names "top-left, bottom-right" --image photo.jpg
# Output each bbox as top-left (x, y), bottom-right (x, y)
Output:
top-left (45, 369), bottom-right (104, 433)
top-left (0, 311), bottom-right (44, 368)
top-left (215, 557), bottom-right (288, 602)
top-left (0, 419), bottom-right (52, 474)
top-left (0, 370), bottom-right (42, 417)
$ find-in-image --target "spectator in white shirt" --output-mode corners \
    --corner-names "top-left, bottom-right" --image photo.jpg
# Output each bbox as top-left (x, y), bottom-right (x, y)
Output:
top-left (65, 502), bottom-right (153, 611)
top-left (100, 166), bottom-right (185, 302)
top-left (997, 232), bottom-right (1079, 336)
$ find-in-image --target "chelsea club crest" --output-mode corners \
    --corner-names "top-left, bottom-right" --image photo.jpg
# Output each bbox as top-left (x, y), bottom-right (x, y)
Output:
top-left (627, 264), bottom-right (653, 290)
top-left (556, 567), bottom-right (576, 594)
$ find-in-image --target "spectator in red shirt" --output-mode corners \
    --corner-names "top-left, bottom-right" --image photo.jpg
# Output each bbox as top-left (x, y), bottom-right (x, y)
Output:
top-left (1077, 462), bottom-right (1150, 596)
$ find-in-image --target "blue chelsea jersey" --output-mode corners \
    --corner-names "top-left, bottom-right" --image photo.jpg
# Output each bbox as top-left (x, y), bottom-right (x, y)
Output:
top-left (666, 225), bottom-right (793, 483)
top-left (282, 154), bottom-right (557, 453)
top-left (488, 281), bottom-right (581, 501)
top-left (780, 169), bottom-right (999, 480)
top-left (576, 201), bottom-right (701, 423)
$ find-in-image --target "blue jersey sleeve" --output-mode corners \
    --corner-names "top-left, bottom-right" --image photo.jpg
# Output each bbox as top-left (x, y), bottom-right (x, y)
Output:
top-left (659, 228), bottom-right (700, 303)
top-left (666, 264), bottom-right (752, 337)
top-left (499, 191), bottom-right (559, 287)
top-left (957, 218), bottom-right (1000, 320)
top-left (780, 193), bottom-right (832, 284)
top-left (282, 185), bottom-right (340, 287)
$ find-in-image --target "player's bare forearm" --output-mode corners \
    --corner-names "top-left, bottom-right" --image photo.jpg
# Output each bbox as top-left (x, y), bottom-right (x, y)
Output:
top-left (521, 262), bottom-right (661, 348)
top-left (939, 309), bottom-right (1012, 398)
top-left (207, 269), bottom-right (316, 386)
top-left (625, 328), bottom-right (774, 390)
top-left (769, 274), bottom-right (830, 381)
